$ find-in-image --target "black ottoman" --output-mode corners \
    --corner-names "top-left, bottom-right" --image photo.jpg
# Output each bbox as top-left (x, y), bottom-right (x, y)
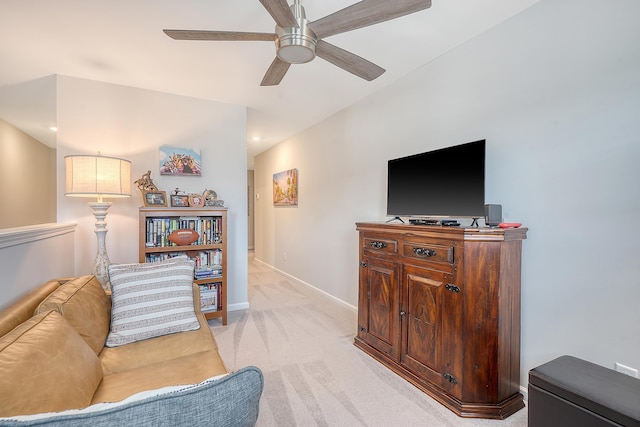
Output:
top-left (529, 355), bottom-right (640, 426)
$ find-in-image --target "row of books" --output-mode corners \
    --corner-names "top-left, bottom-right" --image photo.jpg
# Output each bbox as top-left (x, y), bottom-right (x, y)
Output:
top-left (193, 249), bottom-right (222, 268)
top-left (145, 251), bottom-right (223, 278)
top-left (145, 216), bottom-right (223, 247)
top-left (199, 283), bottom-right (221, 312)
top-left (195, 266), bottom-right (223, 280)
top-left (145, 252), bottom-right (183, 263)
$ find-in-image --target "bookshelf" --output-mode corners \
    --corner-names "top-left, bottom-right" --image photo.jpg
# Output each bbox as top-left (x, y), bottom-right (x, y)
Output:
top-left (138, 207), bottom-right (227, 325)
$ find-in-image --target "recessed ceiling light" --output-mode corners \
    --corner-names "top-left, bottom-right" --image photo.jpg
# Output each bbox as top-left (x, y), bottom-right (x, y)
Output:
top-left (251, 136), bottom-right (261, 141)
top-left (49, 126), bottom-right (58, 132)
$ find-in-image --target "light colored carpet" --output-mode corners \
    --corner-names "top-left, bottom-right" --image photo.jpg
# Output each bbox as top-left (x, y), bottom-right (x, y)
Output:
top-left (209, 253), bottom-right (528, 427)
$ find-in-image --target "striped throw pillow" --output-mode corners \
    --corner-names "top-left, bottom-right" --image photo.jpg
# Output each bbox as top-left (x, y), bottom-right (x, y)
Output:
top-left (106, 256), bottom-right (200, 347)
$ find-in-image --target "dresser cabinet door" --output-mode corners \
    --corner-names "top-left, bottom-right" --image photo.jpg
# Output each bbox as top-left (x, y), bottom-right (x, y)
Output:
top-left (401, 264), bottom-right (462, 398)
top-left (357, 256), bottom-right (401, 361)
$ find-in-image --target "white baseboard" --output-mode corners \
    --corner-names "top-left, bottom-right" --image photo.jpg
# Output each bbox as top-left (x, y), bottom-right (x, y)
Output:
top-left (520, 384), bottom-right (528, 403)
top-left (228, 301), bottom-right (250, 312)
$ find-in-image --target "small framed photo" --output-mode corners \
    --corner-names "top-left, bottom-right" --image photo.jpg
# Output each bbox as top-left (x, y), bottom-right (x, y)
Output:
top-left (170, 194), bottom-right (190, 207)
top-left (142, 190), bottom-right (167, 207)
top-left (188, 193), bottom-right (205, 207)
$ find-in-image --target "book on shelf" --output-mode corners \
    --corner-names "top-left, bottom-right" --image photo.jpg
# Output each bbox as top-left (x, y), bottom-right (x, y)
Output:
top-left (193, 250), bottom-right (222, 269)
top-left (145, 252), bottom-right (223, 280)
top-left (195, 266), bottom-right (223, 279)
top-left (199, 283), bottom-right (221, 312)
top-left (145, 252), bottom-right (185, 263)
top-left (145, 216), bottom-right (223, 248)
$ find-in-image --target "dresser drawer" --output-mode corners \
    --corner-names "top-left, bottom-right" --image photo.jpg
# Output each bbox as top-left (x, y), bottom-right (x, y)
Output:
top-left (362, 236), bottom-right (398, 256)
top-left (401, 241), bottom-right (454, 264)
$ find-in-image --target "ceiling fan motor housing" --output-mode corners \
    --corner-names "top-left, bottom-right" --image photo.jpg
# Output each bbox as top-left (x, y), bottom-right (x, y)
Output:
top-left (275, 3), bottom-right (317, 64)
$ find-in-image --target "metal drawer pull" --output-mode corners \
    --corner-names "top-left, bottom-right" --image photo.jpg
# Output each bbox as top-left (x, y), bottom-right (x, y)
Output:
top-left (445, 284), bottom-right (461, 293)
top-left (412, 247), bottom-right (436, 257)
top-left (443, 373), bottom-right (458, 384)
top-left (370, 241), bottom-right (387, 249)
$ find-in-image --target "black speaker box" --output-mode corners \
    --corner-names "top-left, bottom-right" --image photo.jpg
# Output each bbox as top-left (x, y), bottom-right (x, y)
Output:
top-left (485, 204), bottom-right (502, 227)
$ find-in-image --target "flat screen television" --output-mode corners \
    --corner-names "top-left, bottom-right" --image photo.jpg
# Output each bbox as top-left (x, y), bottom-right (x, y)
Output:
top-left (386, 140), bottom-right (485, 218)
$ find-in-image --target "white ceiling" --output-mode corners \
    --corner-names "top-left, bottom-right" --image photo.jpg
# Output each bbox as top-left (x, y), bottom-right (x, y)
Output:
top-left (0, 0), bottom-right (539, 168)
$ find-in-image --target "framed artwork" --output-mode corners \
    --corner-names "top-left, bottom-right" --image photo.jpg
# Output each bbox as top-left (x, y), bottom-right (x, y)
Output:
top-left (159, 146), bottom-right (202, 176)
top-left (170, 194), bottom-right (190, 207)
top-left (188, 193), bottom-right (205, 207)
top-left (273, 168), bottom-right (298, 206)
top-left (142, 190), bottom-right (167, 207)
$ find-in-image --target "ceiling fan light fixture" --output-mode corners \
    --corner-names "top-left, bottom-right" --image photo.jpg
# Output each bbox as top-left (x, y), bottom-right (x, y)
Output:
top-left (276, 39), bottom-right (316, 64)
top-left (275, 22), bottom-right (317, 64)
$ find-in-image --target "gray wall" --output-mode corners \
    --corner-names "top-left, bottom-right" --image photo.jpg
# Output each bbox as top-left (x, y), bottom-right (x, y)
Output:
top-left (0, 118), bottom-right (56, 228)
top-left (248, 170), bottom-right (255, 250)
top-left (254, 0), bottom-right (640, 390)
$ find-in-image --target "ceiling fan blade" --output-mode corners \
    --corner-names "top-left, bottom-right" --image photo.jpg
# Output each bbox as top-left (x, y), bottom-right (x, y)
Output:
top-left (315, 40), bottom-right (385, 81)
top-left (258, 0), bottom-right (298, 28)
top-left (309, 0), bottom-right (432, 39)
top-left (163, 29), bottom-right (275, 41)
top-left (261, 57), bottom-right (292, 86)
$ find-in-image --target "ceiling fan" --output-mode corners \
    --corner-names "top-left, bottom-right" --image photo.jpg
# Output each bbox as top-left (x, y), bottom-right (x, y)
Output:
top-left (163, 0), bottom-right (432, 86)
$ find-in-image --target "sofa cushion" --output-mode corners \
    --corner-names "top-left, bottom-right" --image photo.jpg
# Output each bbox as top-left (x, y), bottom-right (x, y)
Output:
top-left (35, 275), bottom-right (111, 354)
top-left (106, 256), bottom-right (200, 347)
top-left (0, 367), bottom-right (263, 427)
top-left (99, 302), bottom-right (218, 376)
top-left (0, 279), bottom-right (62, 338)
top-left (93, 349), bottom-right (227, 404)
top-left (0, 310), bottom-right (103, 417)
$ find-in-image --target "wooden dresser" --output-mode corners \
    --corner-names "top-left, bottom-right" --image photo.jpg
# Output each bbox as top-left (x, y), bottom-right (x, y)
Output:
top-left (355, 222), bottom-right (527, 419)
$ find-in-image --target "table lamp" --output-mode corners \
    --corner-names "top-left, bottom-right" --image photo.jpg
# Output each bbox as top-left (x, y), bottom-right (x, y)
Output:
top-left (65, 153), bottom-right (131, 291)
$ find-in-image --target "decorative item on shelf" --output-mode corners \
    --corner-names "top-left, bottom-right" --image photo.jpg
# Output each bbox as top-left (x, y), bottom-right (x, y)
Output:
top-left (135, 170), bottom-right (165, 207)
top-left (170, 194), bottom-right (190, 207)
top-left (170, 188), bottom-right (189, 207)
top-left (134, 170), bottom-right (158, 191)
top-left (142, 190), bottom-right (167, 207)
top-left (203, 188), bottom-right (224, 207)
top-left (188, 193), bottom-right (205, 207)
top-left (168, 228), bottom-right (200, 245)
top-left (65, 153), bottom-right (131, 291)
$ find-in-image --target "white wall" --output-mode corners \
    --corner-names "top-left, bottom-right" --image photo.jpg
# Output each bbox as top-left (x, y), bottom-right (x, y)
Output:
top-left (55, 76), bottom-right (249, 310)
top-left (0, 224), bottom-right (76, 309)
top-left (254, 0), bottom-right (640, 389)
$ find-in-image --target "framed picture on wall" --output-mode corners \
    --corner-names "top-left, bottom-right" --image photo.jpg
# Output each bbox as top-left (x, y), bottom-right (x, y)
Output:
top-left (159, 146), bottom-right (202, 176)
top-left (142, 190), bottom-right (168, 207)
top-left (273, 168), bottom-right (298, 206)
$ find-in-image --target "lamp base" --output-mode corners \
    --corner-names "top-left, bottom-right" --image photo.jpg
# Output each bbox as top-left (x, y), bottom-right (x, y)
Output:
top-left (88, 201), bottom-right (112, 292)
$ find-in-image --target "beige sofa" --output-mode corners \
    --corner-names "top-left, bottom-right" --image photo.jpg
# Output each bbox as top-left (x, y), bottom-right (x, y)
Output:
top-left (0, 274), bottom-right (262, 425)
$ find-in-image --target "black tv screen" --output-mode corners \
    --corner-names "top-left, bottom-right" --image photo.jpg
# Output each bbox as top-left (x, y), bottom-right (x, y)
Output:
top-left (386, 140), bottom-right (485, 218)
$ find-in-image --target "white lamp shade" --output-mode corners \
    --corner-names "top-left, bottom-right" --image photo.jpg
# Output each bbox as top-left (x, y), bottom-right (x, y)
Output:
top-left (65, 154), bottom-right (131, 198)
